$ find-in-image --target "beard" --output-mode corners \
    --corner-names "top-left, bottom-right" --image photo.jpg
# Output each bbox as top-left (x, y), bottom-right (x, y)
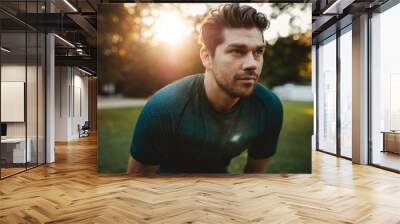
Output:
top-left (214, 71), bottom-right (259, 97)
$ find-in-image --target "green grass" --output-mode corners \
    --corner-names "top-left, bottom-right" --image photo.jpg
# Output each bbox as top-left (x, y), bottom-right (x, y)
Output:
top-left (228, 101), bottom-right (313, 173)
top-left (98, 101), bottom-right (313, 173)
top-left (97, 107), bottom-right (142, 173)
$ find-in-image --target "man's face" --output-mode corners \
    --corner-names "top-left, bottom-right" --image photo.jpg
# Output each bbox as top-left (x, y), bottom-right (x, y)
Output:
top-left (209, 27), bottom-right (265, 97)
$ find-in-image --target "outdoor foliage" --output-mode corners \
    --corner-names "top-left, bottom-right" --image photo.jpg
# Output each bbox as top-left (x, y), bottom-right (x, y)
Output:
top-left (261, 33), bottom-right (312, 88)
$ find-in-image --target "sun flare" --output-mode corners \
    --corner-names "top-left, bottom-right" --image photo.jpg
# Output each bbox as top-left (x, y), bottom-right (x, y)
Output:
top-left (146, 11), bottom-right (193, 46)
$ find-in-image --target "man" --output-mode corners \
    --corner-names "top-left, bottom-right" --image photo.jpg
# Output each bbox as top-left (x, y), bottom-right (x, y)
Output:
top-left (127, 3), bottom-right (283, 174)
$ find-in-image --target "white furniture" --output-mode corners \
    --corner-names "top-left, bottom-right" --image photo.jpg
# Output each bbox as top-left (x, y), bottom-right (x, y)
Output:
top-left (1, 138), bottom-right (31, 163)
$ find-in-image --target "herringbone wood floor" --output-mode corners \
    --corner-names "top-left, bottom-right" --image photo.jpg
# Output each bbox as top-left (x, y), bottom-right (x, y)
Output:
top-left (1, 134), bottom-right (400, 224)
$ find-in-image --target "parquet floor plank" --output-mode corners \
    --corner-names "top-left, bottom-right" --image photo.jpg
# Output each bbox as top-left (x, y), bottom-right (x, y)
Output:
top-left (0, 134), bottom-right (399, 223)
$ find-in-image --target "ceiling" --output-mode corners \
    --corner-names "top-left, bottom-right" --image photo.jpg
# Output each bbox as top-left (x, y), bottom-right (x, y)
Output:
top-left (312, 0), bottom-right (389, 43)
top-left (0, 0), bottom-right (99, 74)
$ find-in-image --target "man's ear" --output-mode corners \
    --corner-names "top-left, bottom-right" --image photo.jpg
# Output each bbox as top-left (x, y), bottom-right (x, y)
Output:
top-left (200, 47), bottom-right (212, 69)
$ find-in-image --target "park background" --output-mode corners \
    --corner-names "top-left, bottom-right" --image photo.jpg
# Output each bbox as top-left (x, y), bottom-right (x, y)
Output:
top-left (97, 3), bottom-right (313, 174)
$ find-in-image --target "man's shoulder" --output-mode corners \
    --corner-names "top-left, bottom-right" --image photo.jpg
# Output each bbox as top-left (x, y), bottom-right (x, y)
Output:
top-left (143, 74), bottom-right (201, 113)
top-left (250, 83), bottom-right (283, 111)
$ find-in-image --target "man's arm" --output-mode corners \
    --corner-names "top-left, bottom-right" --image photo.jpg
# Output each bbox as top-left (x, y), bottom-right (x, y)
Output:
top-left (127, 155), bottom-right (159, 175)
top-left (246, 92), bottom-right (283, 173)
top-left (244, 156), bottom-right (270, 173)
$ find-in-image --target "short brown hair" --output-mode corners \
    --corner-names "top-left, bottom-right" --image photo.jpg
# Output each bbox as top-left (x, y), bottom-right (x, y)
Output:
top-left (199, 3), bottom-right (270, 55)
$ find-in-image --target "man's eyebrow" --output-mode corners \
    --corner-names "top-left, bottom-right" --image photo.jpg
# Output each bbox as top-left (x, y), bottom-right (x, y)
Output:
top-left (226, 44), bottom-right (247, 48)
top-left (226, 43), bottom-right (266, 49)
top-left (256, 45), bottom-right (266, 50)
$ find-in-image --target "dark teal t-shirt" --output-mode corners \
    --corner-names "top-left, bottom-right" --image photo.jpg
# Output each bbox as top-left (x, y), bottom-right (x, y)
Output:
top-left (130, 74), bottom-right (283, 173)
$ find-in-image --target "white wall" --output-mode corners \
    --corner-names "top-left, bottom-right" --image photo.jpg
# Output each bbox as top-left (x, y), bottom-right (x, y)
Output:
top-left (1, 65), bottom-right (26, 128)
top-left (1, 65), bottom-right (41, 137)
top-left (72, 73), bottom-right (89, 138)
top-left (55, 67), bottom-right (89, 141)
top-left (55, 66), bottom-right (69, 141)
top-left (1, 82), bottom-right (25, 122)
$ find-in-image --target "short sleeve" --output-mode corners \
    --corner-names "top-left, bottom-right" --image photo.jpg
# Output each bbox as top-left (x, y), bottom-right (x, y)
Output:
top-left (248, 95), bottom-right (283, 159)
top-left (130, 104), bottom-right (163, 165)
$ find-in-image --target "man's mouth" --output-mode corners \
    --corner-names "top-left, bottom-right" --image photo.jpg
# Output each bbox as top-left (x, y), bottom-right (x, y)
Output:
top-left (236, 75), bottom-right (258, 83)
top-left (236, 72), bottom-right (259, 81)
top-left (237, 76), bottom-right (257, 80)
top-left (236, 78), bottom-right (257, 85)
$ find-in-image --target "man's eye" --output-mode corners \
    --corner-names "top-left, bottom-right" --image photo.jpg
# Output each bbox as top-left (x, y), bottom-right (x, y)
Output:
top-left (231, 49), bottom-right (244, 55)
top-left (255, 49), bottom-right (264, 56)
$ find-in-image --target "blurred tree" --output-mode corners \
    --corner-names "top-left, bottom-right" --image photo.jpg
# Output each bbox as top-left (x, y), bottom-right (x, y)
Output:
top-left (260, 32), bottom-right (311, 88)
top-left (99, 3), bottom-right (207, 96)
top-left (270, 2), bottom-right (311, 34)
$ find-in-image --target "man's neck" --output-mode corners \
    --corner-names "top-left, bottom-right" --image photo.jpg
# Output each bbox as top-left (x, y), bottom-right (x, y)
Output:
top-left (203, 71), bottom-right (240, 113)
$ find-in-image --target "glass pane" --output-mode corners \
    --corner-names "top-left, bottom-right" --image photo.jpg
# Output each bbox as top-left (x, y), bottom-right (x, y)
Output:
top-left (38, 33), bottom-right (45, 165)
top-left (26, 0), bottom-right (39, 169)
top-left (371, 4), bottom-right (400, 171)
top-left (317, 36), bottom-right (337, 154)
top-left (27, 31), bottom-right (38, 169)
top-left (339, 28), bottom-right (352, 158)
top-left (1, 30), bottom-right (27, 177)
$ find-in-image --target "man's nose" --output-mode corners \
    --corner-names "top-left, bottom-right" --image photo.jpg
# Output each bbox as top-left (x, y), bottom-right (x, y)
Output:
top-left (242, 53), bottom-right (257, 70)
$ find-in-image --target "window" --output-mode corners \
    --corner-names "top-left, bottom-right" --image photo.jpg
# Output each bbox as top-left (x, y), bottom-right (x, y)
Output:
top-left (317, 35), bottom-right (337, 154)
top-left (0, 1), bottom-right (47, 179)
top-left (370, 2), bottom-right (400, 171)
top-left (339, 27), bottom-right (352, 158)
